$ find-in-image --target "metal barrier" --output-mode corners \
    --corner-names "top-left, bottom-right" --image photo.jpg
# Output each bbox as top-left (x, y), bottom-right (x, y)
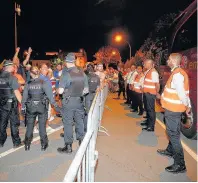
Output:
top-left (63, 85), bottom-right (109, 182)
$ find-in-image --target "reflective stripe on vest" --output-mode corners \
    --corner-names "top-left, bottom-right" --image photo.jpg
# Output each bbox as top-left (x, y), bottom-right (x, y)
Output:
top-left (143, 68), bottom-right (158, 95)
top-left (134, 73), bottom-right (144, 93)
top-left (161, 67), bottom-right (189, 112)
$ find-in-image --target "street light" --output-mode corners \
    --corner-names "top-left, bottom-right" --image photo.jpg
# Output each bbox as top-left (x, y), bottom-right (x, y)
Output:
top-left (15, 2), bottom-right (21, 49)
top-left (114, 34), bottom-right (131, 60)
top-left (112, 51), bottom-right (116, 55)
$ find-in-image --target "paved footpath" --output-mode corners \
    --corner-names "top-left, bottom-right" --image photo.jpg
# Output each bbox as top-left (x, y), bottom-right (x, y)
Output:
top-left (95, 93), bottom-right (197, 182)
top-left (0, 93), bottom-right (197, 182)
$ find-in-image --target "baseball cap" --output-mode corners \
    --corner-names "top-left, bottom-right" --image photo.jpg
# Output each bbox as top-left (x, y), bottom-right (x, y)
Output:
top-left (3, 60), bottom-right (14, 67)
top-left (65, 53), bottom-right (76, 63)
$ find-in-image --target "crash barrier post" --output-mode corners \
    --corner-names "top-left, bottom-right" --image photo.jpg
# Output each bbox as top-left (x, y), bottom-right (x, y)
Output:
top-left (63, 85), bottom-right (108, 182)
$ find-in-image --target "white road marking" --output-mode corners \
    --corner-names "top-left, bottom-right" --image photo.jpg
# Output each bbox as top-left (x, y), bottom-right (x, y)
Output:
top-left (156, 119), bottom-right (197, 162)
top-left (0, 125), bottom-right (63, 159)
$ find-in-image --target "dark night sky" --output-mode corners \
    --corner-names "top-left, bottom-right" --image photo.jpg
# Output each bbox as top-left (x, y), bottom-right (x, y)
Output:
top-left (0, 0), bottom-right (196, 62)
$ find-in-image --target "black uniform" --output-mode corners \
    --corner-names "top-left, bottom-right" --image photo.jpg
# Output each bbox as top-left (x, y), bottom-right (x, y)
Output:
top-left (0, 70), bottom-right (22, 147)
top-left (58, 66), bottom-right (88, 153)
top-left (118, 71), bottom-right (126, 99)
top-left (22, 78), bottom-right (57, 150)
top-left (84, 71), bottom-right (100, 132)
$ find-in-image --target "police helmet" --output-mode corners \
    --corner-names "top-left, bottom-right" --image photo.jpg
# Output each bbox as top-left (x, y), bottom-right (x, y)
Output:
top-left (65, 52), bottom-right (76, 63)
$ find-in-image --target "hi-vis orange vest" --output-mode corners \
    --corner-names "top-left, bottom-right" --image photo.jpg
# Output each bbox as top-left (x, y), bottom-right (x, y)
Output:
top-left (161, 67), bottom-right (189, 112)
top-left (143, 68), bottom-right (158, 95)
top-left (134, 73), bottom-right (144, 93)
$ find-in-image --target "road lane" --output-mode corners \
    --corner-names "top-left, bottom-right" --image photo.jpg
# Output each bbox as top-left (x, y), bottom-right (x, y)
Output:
top-left (95, 93), bottom-right (197, 182)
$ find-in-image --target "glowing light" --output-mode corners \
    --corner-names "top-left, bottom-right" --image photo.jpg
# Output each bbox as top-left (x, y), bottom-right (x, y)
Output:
top-left (115, 35), bottom-right (123, 42)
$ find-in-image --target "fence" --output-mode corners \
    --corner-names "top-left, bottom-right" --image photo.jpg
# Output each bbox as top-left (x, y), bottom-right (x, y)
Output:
top-left (63, 85), bottom-right (109, 182)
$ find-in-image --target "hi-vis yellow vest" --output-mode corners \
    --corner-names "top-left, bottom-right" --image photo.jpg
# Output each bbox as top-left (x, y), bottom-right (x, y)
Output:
top-left (161, 67), bottom-right (189, 112)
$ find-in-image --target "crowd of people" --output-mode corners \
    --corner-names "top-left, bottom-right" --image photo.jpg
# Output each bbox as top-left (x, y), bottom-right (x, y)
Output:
top-left (0, 48), bottom-right (191, 174)
top-left (0, 48), bottom-right (105, 153)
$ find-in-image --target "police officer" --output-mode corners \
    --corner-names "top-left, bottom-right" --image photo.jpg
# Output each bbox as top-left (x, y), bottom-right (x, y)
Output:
top-left (0, 60), bottom-right (23, 148)
top-left (84, 63), bottom-right (100, 132)
top-left (157, 53), bottom-right (190, 173)
top-left (57, 53), bottom-right (89, 153)
top-left (21, 66), bottom-right (60, 151)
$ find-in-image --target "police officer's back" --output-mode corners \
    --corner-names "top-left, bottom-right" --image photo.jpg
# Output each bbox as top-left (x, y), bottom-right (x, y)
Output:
top-left (57, 53), bottom-right (89, 153)
top-left (0, 60), bottom-right (23, 148)
top-left (21, 66), bottom-right (60, 151)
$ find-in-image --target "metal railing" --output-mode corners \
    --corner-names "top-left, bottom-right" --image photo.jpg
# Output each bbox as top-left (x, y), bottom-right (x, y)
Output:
top-left (63, 85), bottom-right (108, 182)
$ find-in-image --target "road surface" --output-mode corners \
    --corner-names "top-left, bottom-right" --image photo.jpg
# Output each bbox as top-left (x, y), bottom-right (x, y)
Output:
top-left (0, 93), bottom-right (197, 181)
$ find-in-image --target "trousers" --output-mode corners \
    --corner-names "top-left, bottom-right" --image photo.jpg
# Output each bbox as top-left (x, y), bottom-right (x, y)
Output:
top-left (144, 93), bottom-right (156, 129)
top-left (118, 83), bottom-right (126, 98)
top-left (165, 109), bottom-right (185, 165)
top-left (0, 102), bottom-right (21, 145)
top-left (62, 97), bottom-right (85, 144)
top-left (134, 92), bottom-right (143, 113)
top-left (84, 93), bottom-right (96, 132)
top-left (25, 101), bottom-right (48, 145)
top-left (129, 90), bottom-right (136, 109)
top-left (126, 84), bottom-right (130, 103)
top-left (143, 93), bottom-right (147, 114)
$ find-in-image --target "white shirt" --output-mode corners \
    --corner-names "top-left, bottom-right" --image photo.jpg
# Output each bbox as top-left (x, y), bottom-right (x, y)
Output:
top-left (58, 70), bottom-right (62, 77)
top-left (126, 71), bottom-right (132, 83)
top-left (134, 75), bottom-right (144, 88)
top-left (144, 68), bottom-right (159, 83)
top-left (129, 71), bottom-right (138, 84)
top-left (95, 71), bottom-right (106, 85)
top-left (171, 67), bottom-right (191, 107)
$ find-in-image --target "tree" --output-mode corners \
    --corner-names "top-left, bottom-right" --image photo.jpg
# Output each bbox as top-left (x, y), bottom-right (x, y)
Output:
top-left (136, 12), bottom-right (191, 66)
top-left (50, 51), bottom-right (66, 69)
top-left (93, 46), bottom-right (121, 66)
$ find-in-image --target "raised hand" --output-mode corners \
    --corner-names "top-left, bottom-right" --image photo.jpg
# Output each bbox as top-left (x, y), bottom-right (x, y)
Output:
top-left (28, 47), bottom-right (32, 54)
top-left (16, 47), bottom-right (20, 53)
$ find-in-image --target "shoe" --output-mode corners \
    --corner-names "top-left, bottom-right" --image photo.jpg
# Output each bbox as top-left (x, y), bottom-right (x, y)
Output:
top-left (57, 144), bottom-right (72, 154)
top-left (25, 144), bottom-right (30, 151)
top-left (0, 143), bottom-right (4, 148)
top-left (138, 112), bottom-right (143, 116)
top-left (124, 101), bottom-right (129, 104)
top-left (60, 133), bottom-right (64, 137)
top-left (41, 144), bottom-right (48, 151)
top-left (142, 127), bottom-right (154, 132)
top-left (165, 164), bottom-right (186, 174)
top-left (157, 149), bottom-right (173, 158)
top-left (131, 109), bottom-right (138, 112)
top-left (33, 127), bottom-right (39, 133)
top-left (140, 121), bottom-right (148, 126)
top-left (143, 116), bottom-right (148, 118)
top-left (24, 136), bottom-right (32, 151)
top-left (13, 142), bottom-right (24, 148)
